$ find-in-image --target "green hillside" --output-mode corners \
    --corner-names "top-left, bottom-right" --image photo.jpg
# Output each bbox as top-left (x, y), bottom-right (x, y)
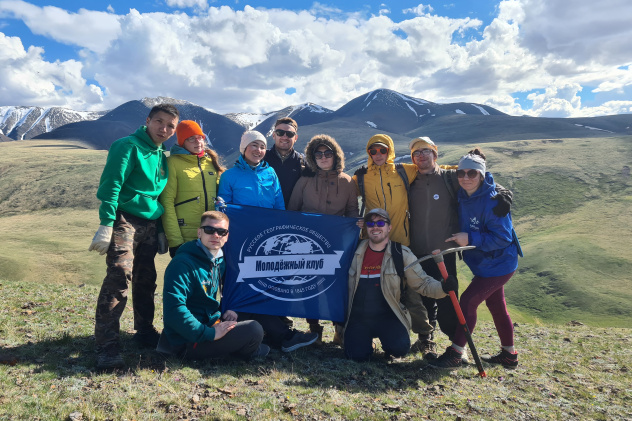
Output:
top-left (0, 137), bottom-right (631, 326)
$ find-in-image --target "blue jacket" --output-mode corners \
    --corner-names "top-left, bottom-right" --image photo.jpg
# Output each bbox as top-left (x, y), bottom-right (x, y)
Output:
top-left (217, 155), bottom-right (285, 209)
top-left (162, 240), bottom-right (225, 346)
top-left (458, 172), bottom-right (519, 277)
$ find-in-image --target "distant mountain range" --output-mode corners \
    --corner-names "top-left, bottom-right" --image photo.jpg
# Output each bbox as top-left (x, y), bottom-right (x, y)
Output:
top-left (2, 89), bottom-right (631, 162)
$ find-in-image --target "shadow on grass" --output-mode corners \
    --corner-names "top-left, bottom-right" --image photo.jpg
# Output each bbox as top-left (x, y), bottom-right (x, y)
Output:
top-left (0, 333), bottom-right (461, 391)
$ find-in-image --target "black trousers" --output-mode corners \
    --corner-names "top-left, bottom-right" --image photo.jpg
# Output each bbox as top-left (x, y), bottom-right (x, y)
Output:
top-left (420, 252), bottom-right (459, 341)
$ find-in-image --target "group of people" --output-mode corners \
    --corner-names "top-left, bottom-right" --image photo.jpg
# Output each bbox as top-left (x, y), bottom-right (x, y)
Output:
top-left (89, 103), bottom-right (522, 371)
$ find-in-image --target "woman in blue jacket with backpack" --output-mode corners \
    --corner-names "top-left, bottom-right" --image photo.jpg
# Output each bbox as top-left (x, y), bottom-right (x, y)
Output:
top-left (431, 148), bottom-right (522, 369)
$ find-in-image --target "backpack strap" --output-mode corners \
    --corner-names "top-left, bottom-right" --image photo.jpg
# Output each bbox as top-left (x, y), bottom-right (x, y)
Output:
top-left (390, 241), bottom-right (406, 298)
top-left (395, 163), bottom-right (410, 196)
top-left (441, 169), bottom-right (458, 201)
top-left (354, 166), bottom-right (368, 215)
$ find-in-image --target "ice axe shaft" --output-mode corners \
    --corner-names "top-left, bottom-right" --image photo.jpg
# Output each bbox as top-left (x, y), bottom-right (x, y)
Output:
top-left (406, 246), bottom-right (487, 377)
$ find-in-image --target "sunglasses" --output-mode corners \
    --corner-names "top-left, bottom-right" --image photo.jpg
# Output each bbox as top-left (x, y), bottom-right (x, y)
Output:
top-left (274, 129), bottom-right (296, 138)
top-left (200, 226), bottom-right (229, 236)
top-left (456, 169), bottom-right (480, 179)
top-left (369, 148), bottom-right (388, 156)
top-left (314, 150), bottom-right (334, 159)
top-left (365, 220), bottom-right (388, 227)
top-left (412, 149), bottom-right (434, 158)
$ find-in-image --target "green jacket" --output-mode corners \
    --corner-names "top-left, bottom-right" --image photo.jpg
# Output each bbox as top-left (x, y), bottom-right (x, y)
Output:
top-left (160, 144), bottom-right (220, 248)
top-left (96, 126), bottom-right (169, 226)
top-left (163, 240), bottom-right (224, 346)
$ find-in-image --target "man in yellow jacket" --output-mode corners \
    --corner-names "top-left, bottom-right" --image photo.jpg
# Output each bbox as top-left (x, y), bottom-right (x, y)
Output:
top-left (353, 134), bottom-right (418, 246)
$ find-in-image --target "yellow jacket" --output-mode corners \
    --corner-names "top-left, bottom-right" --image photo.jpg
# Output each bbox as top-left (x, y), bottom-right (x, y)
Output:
top-left (353, 134), bottom-right (418, 246)
top-left (160, 148), bottom-right (220, 248)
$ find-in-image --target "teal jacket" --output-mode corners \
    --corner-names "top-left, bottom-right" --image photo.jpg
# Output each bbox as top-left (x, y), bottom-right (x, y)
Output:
top-left (163, 240), bottom-right (225, 346)
top-left (96, 126), bottom-right (169, 226)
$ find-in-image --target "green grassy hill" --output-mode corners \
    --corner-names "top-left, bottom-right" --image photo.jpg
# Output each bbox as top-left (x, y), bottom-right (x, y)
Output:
top-left (0, 137), bottom-right (631, 327)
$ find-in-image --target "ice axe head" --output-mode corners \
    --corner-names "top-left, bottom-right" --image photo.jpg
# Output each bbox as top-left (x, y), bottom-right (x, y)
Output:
top-left (404, 245), bottom-right (476, 271)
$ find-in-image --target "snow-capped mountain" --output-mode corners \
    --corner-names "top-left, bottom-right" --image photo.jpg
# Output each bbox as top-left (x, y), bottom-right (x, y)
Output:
top-left (0, 106), bottom-right (105, 140)
top-left (225, 102), bottom-right (334, 135)
top-left (333, 89), bottom-right (504, 133)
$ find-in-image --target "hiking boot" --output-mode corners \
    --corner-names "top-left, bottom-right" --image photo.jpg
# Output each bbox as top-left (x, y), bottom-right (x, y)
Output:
top-left (250, 344), bottom-right (270, 359)
top-left (281, 330), bottom-right (318, 352)
top-left (410, 338), bottom-right (438, 360)
top-left (96, 347), bottom-right (124, 370)
top-left (428, 346), bottom-right (462, 370)
top-left (482, 349), bottom-right (519, 368)
top-left (133, 326), bottom-right (161, 348)
top-left (332, 325), bottom-right (344, 346)
top-left (308, 323), bottom-right (324, 346)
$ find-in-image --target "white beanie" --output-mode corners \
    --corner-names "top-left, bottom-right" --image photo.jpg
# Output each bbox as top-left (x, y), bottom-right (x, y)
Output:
top-left (240, 130), bottom-right (266, 154)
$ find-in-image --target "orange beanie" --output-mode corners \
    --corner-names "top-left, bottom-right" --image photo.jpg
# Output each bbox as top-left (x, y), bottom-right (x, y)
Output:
top-left (176, 120), bottom-right (205, 146)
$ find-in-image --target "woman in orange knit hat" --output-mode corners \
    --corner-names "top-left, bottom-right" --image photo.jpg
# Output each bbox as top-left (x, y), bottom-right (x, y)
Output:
top-left (160, 120), bottom-right (225, 257)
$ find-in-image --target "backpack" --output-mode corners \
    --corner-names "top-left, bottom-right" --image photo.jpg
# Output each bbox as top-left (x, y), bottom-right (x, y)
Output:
top-left (355, 163), bottom-right (410, 216)
top-left (390, 241), bottom-right (407, 299)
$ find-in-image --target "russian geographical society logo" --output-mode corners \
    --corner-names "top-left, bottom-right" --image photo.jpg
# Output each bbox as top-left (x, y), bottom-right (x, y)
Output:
top-left (236, 224), bottom-right (344, 301)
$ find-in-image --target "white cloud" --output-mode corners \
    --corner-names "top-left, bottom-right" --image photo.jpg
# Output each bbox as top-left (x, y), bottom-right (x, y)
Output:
top-left (0, 0), bottom-right (631, 117)
top-left (0, 0), bottom-right (121, 53)
top-left (165, 0), bottom-right (209, 9)
top-left (0, 32), bottom-right (103, 108)
top-left (402, 4), bottom-right (434, 15)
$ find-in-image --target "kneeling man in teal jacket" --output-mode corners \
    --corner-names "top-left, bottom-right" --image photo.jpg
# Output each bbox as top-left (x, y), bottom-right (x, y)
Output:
top-left (159, 211), bottom-right (269, 360)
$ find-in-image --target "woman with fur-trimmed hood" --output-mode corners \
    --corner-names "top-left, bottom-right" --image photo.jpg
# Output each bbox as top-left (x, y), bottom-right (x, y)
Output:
top-left (288, 134), bottom-right (359, 217)
top-left (288, 134), bottom-right (360, 345)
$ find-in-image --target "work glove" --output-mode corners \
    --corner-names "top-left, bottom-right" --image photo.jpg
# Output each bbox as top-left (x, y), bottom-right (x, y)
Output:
top-left (169, 245), bottom-right (181, 258)
top-left (492, 186), bottom-right (513, 217)
top-left (214, 196), bottom-right (226, 212)
top-left (157, 232), bottom-right (169, 255)
top-left (441, 275), bottom-right (459, 294)
top-left (88, 225), bottom-right (113, 255)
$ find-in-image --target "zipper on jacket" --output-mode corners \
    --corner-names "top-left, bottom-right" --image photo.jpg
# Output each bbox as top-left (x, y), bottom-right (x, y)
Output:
top-left (379, 168), bottom-right (387, 210)
top-left (198, 156), bottom-right (209, 210)
top-left (175, 196), bottom-right (200, 207)
top-left (387, 182), bottom-right (393, 201)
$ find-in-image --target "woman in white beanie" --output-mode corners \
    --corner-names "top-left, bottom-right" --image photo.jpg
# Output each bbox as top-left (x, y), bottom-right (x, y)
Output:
top-left (217, 130), bottom-right (285, 209)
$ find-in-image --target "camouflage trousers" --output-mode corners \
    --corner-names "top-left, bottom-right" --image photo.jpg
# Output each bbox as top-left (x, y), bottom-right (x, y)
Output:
top-left (94, 211), bottom-right (158, 352)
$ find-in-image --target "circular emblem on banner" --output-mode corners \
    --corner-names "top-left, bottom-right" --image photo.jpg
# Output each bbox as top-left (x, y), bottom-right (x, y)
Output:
top-left (237, 225), bottom-right (344, 301)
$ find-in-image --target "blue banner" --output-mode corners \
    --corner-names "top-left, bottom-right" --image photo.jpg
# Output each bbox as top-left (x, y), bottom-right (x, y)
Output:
top-left (222, 204), bottom-right (360, 322)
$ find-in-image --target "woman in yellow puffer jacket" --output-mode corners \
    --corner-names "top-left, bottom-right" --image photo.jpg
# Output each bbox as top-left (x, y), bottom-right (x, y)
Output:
top-left (353, 134), bottom-right (418, 246)
top-left (160, 120), bottom-right (225, 257)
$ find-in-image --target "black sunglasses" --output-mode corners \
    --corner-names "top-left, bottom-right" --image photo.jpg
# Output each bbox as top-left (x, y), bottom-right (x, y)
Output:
top-left (200, 226), bottom-right (229, 236)
top-left (274, 129), bottom-right (296, 138)
top-left (456, 169), bottom-right (480, 179)
top-left (314, 150), bottom-right (334, 159)
top-left (369, 148), bottom-right (388, 156)
top-left (365, 220), bottom-right (388, 227)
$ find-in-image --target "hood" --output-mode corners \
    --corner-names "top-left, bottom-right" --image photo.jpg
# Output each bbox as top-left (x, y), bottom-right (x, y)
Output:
top-left (366, 134), bottom-right (396, 169)
top-left (459, 171), bottom-right (497, 201)
top-left (304, 134), bottom-right (345, 173)
top-left (169, 143), bottom-right (193, 155)
top-left (234, 154), bottom-right (270, 172)
top-left (132, 126), bottom-right (165, 154)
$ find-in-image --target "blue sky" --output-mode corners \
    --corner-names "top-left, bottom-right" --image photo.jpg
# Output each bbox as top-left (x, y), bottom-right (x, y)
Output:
top-left (1, 0), bottom-right (631, 117)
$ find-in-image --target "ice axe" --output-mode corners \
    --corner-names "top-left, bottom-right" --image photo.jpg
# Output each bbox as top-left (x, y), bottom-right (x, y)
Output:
top-left (404, 246), bottom-right (487, 377)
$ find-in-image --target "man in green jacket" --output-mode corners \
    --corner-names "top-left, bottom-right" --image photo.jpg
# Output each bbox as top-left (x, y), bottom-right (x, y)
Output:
top-left (89, 103), bottom-right (179, 369)
top-left (158, 211), bottom-right (268, 360)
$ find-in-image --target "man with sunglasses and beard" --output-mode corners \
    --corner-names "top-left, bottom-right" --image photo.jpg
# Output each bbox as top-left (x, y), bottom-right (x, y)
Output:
top-left (343, 208), bottom-right (457, 362)
top-left (159, 211), bottom-right (269, 360)
top-left (263, 117), bottom-right (305, 208)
